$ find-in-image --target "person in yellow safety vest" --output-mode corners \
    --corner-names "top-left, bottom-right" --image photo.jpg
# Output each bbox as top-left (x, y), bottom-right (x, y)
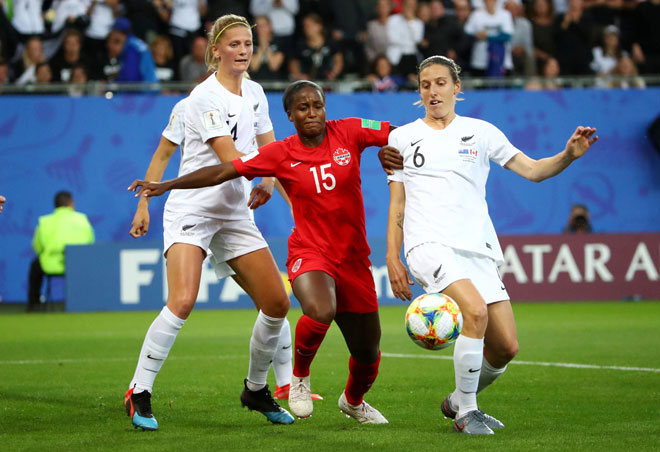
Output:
top-left (28, 191), bottom-right (95, 311)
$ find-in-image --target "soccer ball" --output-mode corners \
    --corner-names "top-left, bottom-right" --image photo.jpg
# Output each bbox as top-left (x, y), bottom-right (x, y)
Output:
top-left (405, 293), bottom-right (463, 350)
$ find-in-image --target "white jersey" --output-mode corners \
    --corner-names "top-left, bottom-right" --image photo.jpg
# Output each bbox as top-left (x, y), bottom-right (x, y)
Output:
top-left (164, 74), bottom-right (273, 219)
top-left (464, 7), bottom-right (514, 71)
top-left (387, 116), bottom-right (520, 263)
top-left (170, 0), bottom-right (205, 32)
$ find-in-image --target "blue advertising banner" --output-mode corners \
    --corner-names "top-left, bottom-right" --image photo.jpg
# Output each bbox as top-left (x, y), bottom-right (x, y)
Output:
top-left (65, 239), bottom-right (425, 312)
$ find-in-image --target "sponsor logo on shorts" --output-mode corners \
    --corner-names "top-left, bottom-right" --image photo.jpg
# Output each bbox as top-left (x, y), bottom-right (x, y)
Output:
top-left (291, 258), bottom-right (302, 273)
top-left (333, 147), bottom-right (351, 166)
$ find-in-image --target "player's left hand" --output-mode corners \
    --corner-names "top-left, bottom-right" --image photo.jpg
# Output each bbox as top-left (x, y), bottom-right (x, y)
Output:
top-left (249, 178), bottom-right (274, 209)
top-left (128, 179), bottom-right (169, 198)
top-left (378, 145), bottom-right (404, 175)
top-left (565, 126), bottom-right (598, 160)
top-left (387, 257), bottom-right (414, 301)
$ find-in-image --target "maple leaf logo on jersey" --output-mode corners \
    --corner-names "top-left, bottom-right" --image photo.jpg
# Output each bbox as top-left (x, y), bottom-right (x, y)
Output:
top-left (291, 258), bottom-right (302, 273)
top-left (333, 147), bottom-right (351, 166)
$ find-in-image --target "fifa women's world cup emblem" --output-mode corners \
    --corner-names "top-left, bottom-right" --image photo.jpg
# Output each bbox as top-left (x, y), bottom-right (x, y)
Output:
top-left (333, 148), bottom-right (351, 166)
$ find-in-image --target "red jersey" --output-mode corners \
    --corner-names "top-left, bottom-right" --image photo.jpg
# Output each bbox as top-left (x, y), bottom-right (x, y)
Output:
top-left (233, 118), bottom-right (390, 264)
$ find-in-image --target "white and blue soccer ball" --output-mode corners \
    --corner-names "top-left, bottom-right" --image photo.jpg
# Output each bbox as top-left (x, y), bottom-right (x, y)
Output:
top-left (405, 293), bottom-right (463, 350)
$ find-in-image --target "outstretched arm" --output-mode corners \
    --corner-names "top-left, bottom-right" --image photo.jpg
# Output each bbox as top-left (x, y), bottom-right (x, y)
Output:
top-left (130, 136), bottom-right (179, 238)
top-left (505, 126), bottom-right (598, 182)
top-left (248, 131), bottom-right (278, 210)
top-left (129, 162), bottom-right (240, 198)
top-left (386, 181), bottom-right (414, 301)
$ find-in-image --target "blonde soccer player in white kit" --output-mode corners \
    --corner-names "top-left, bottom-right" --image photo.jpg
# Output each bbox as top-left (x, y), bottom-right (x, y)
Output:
top-left (124, 14), bottom-right (296, 430)
top-left (384, 56), bottom-right (598, 435)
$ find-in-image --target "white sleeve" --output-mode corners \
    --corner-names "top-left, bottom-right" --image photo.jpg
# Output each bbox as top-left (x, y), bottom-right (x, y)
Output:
top-left (187, 91), bottom-right (230, 143)
top-left (485, 122), bottom-right (521, 167)
top-left (162, 100), bottom-right (185, 145)
top-left (255, 85), bottom-right (274, 136)
top-left (386, 130), bottom-right (404, 183)
top-left (464, 12), bottom-right (479, 36)
top-left (502, 10), bottom-right (514, 35)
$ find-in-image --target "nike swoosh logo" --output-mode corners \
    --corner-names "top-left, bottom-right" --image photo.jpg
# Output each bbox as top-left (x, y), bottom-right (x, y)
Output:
top-left (146, 354), bottom-right (163, 361)
top-left (290, 162), bottom-right (301, 167)
top-left (468, 368), bottom-right (481, 373)
top-left (411, 139), bottom-right (423, 146)
top-left (228, 113), bottom-right (236, 118)
top-left (501, 285), bottom-right (506, 290)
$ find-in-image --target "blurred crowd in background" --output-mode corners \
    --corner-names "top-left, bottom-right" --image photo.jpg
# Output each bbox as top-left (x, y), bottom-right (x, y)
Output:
top-left (0, 0), bottom-right (658, 92)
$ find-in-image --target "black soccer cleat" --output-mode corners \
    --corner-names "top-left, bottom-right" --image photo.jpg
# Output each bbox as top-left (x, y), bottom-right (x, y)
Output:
top-left (239, 379), bottom-right (295, 424)
top-left (124, 387), bottom-right (158, 431)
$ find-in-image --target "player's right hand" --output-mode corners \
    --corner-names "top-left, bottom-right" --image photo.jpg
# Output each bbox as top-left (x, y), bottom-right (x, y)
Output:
top-left (128, 179), bottom-right (168, 198)
top-left (386, 258), bottom-right (414, 301)
top-left (130, 206), bottom-right (150, 238)
top-left (378, 145), bottom-right (404, 175)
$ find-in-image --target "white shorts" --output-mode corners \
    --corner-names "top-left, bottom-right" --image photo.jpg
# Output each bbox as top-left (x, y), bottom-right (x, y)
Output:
top-left (163, 209), bottom-right (268, 279)
top-left (406, 242), bottom-right (509, 304)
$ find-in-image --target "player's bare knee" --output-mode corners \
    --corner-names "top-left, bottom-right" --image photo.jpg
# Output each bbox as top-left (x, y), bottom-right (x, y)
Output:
top-left (351, 347), bottom-right (380, 363)
top-left (304, 303), bottom-right (335, 324)
top-left (260, 294), bottom-right (290, 318)
top-left (462, 303), bottom-right (488, 332)
top-left (503, 340), bottom-right (519, 362)
top-left (167, 296), bottom-right (196, 319)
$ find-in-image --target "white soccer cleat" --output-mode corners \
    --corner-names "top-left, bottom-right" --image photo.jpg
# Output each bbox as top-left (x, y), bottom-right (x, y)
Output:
top-left (288, 375), bottom-right (313, 418)
top-left (338, 392), bottom-right (388, 424)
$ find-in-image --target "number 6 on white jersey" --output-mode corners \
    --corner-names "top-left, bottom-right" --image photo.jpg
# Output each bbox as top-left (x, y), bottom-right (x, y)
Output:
top-left (310, 164), bottom-right (336, 193)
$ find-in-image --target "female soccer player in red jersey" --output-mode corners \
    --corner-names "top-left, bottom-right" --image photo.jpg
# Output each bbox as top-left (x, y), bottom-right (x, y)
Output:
top-left (129, 80), bottom-right (394, 424)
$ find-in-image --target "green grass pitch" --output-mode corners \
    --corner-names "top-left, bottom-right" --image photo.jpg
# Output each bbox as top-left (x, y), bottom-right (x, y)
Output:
top-left (1, 301), bottom-right (659, 452)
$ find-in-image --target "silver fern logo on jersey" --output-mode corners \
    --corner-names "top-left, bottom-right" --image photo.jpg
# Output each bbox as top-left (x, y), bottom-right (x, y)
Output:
top-left (333, 147), bottom-right (351, 166)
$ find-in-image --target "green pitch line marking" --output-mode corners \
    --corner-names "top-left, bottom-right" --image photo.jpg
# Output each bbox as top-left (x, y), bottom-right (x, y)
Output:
top-left (381, 353), bottom-right (660, 373)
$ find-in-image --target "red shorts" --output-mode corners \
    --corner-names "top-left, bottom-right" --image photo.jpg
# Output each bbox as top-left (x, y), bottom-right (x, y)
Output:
top-left (286, 249), bottom-right (378, 315)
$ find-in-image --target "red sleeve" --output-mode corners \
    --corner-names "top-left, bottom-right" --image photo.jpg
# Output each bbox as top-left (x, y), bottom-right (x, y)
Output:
top-left (232, 141), bottom-right (286, 180)
top-left (340, 117), bottom-right (391, 153)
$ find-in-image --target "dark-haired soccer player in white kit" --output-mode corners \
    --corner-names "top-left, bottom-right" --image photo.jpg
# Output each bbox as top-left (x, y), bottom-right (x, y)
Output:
top-left (384, 55), bottom-right (598, 435)
top-left (124, 14), bottom-right (297, 431)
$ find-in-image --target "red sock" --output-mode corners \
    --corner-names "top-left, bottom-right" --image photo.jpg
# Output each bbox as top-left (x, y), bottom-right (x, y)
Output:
top-left (292, 315), bottom-right (330, 378)
top-left (344, 351), bottom-right (381, 406)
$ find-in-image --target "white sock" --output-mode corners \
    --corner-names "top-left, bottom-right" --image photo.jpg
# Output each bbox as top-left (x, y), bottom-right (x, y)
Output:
top-left (129, 306), bottom-right (185, 394)
top-left (452, 334), bottom-right (484, 418)
top-left (477, 357), bottom-right (507, 393)
top-left (272, 317), bottom-right (292, 388)
top-left (246, 311), bottom-right (284, 391)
